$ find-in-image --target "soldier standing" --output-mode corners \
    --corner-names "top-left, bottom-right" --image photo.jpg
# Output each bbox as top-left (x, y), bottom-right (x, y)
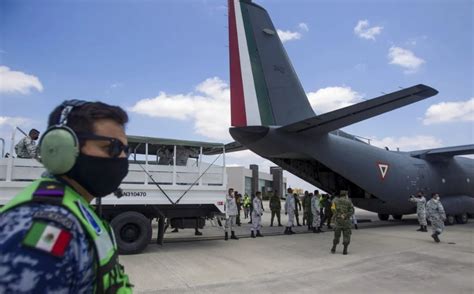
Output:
top-left (243, 193), bottom-right (251, 219)
top-left (15, 128), bottom-right (40, 158)
top-left (426, 193), bottom-right (447, 243)
top-left (303, 191), bottom-right (313, 230)
top-left (409, 191), bottom-right (428, 232)
top-left (284, 188), bottom-right (296, 234)
top-left (324, 194), bottom-right (334, 229)
top-left (251, 191), bottom-right (264, 238)
top-left (269, 190), bottom-right (282, 226)
top-left (0, 101), bottom-right (133, 292)
top-left (311, 191), bottom-right (322, 233)
top-left (294, 193), bottom-right (302, 226)
top-left (235, 192), bottom-right (242, 226)
top-left (330, 190), bottom-right (355, 255)
top-left (225, 188), bottom-right (239, 240)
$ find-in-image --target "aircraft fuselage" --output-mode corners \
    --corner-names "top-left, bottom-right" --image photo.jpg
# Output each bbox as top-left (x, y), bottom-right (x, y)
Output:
top-left (230, 126), bottom-right (474, 216)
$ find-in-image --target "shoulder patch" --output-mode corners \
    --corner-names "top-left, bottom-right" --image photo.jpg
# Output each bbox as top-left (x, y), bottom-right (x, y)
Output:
top-left (22, 221), bottom-right (72, 257)
top-left (33, 211), bottom-right (74, 230)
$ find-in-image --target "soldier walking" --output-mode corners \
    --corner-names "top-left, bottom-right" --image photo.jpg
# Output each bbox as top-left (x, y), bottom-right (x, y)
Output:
top-left (426, 193), bottom-right (446, 243)
top-left (409, 191), bottom-right (428, 232)
top-left (225, 188), bottom-right (239, 241)
top-left (311, 191), bottom-right (323, 233)
top-left (269, 190), bottom-right (282, 226)
top-left (251, 191), bottom-right (264, 238)
top-left (284, 188), bottom-right (296, 234)
top-left (331, 190), bottom-right (355, 255)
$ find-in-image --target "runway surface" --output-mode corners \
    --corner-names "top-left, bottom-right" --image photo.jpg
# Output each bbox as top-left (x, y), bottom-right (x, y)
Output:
top-left (121, 207), bottom-right (474, 293)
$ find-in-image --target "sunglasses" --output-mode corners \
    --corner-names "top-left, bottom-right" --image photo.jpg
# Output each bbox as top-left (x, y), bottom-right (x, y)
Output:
top-left (77, 133), bottom-right (129, 158)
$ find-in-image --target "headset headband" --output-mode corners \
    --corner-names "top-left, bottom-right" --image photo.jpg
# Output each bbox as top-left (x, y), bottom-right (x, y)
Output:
top-left (58, 99), bottom-right (89, 125)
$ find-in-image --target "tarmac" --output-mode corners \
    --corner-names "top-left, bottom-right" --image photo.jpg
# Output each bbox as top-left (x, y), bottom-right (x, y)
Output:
top-left (121, 204), bottom-right (474, 294)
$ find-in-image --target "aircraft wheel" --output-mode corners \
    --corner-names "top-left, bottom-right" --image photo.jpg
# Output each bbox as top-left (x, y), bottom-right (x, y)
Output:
top-left (392, 214), bottom-right (403, 220)
top-left (445, 215), bottom-right (456, 226)
top-left (455, 213), bottom-right (468, 224)
top-left (111, 211), bottom-right (152, 255)
top-left (378, 213), bottom-right (390, 221)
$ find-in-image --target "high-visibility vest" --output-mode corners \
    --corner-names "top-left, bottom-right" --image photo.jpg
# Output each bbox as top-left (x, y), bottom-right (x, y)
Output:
top-left (0, 178), bottom-right (133, 294)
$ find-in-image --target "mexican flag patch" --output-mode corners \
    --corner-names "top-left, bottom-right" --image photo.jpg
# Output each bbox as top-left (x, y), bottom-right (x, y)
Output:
top-left (23, 221), bottom-right (72, 257)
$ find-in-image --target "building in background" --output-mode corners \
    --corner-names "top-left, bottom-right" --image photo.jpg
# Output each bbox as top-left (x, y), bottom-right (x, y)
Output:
top-left (227, 165), bottom-right (286, 199)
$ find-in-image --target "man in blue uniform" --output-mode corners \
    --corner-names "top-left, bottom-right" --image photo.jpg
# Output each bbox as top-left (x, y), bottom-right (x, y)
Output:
top-left (0, 100), bottom-right (133, 293)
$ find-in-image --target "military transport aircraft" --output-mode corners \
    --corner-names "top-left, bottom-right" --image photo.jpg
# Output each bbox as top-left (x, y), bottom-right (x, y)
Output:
top-left (225, 0), bottom-right (474, 224)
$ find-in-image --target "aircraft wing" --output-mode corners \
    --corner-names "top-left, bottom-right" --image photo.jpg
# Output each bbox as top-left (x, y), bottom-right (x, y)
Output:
top-left (279, 84), bottom-right (438, 134)
top-left (410, 144), bottom-right (474, 159)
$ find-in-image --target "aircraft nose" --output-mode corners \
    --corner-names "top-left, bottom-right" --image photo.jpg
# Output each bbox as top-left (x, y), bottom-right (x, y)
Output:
top-left (229, 126), bottom-right (269, 145)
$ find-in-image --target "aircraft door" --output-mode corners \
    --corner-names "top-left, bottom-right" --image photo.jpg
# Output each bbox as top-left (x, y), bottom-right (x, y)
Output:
top-left (414, 164), bottom-right (429, 194)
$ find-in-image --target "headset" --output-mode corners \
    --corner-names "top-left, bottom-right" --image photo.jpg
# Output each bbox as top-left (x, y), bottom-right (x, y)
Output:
top-left (39, 100), bottom-right (89, 175)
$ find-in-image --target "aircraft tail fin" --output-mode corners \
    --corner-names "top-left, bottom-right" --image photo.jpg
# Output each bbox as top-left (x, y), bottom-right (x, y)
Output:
top-left (228, 0), bottom-right (315, 127)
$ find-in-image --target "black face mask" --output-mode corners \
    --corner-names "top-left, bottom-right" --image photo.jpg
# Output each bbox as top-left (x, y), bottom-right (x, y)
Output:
top-left (67, 154), bottom-right (129, 197)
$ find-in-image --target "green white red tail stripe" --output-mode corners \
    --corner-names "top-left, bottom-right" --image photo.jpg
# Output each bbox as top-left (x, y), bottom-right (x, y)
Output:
top-left (23, 222), bottom-right (72, 257)
top-left (229, 0), bottom-right (275, 127)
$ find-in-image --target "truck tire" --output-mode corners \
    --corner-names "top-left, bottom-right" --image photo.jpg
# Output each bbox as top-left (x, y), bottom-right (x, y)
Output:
top-left (378, 213), bottom-right (389, 221)
top-left (445, 214), bottom-right (456, 226)
top-left (455, 213), bottom-right (468, 224)
top-left (111, 211), bottom-right (152, 255)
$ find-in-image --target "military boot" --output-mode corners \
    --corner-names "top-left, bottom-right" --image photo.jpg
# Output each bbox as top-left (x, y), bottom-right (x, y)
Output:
top-left (231, 231), bottom-right (239, 240)
top-left (256, 230), bottom-right (263, 237)
top-left (312, 227), bottom-right (319, 234)
top-left (343, 244), bottom-right (349, 255)
top-left (421, 225), bottom-right (428, 232)
top-left (225, 232), bottom-right (228, 241)
top-left (416, 226), bottom-right (423, 232)
top-left (331, 243), bottom-right (337, 254)
top-left (431, 232), bottom-right (440, 243)
top-left (251, 231), bottom-right (256, 238)
top-left (289, 228), bottom-right (295, 234)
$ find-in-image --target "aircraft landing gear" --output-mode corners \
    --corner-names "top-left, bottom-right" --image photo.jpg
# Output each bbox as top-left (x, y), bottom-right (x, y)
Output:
top-left (455, 213), bottom-right (468, 224)
top-left (378, 213), bottom-right (389, 221)
top-left (392, 214), bottom-right (403, 220)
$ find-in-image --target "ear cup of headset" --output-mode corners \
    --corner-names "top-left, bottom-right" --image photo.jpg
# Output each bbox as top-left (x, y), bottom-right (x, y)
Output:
top-left (39, 126), bottom-right (79, 175)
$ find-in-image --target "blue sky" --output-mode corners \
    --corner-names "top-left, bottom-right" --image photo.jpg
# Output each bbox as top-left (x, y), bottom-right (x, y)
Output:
top-left (0, 0), bottom-right (472, 190)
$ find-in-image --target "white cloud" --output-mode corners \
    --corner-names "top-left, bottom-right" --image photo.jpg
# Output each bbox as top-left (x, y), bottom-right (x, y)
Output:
top-left (388, 46), bottom-right (425, 73)
top-left (0, 116), bottom-right (31, 128)
top-left (370, 135), bottom-right (443, 151)
top-left (354, 20), bottom-right (383, 40)
top-left (277, 29), bottom-right (302, 43)
top-left (0, 66), bottom-right (43, 94)
top-left (298, 23), bottom-right (309, 32)
top-left (307, 86), bottom-right (364, 113)
top-left (423, 98), bottom-right (474, 125)
top-left (130, 77), bottom-right (231, 140)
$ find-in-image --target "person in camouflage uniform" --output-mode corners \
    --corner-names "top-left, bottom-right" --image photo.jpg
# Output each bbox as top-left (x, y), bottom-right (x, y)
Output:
top-left (269, 190), bottom-right (282, 226)
top-left (303, 191), bottom-right (313, 230)
top-left (15, 129), bottom-right (40, 158)
top-left (426, 193), bottom-right (446, 243)
top-left (284, 188), bottom-right (296, 235)
top-left (409, 191), bottom-right (428, 232)
top-left (311, 191), bottom-right (322, 233)
top-left (330, 191), bottom-right (354, 255)
top-left (293, 193), bottom-right (302, 226)
top-left (250, 191), bottom-right (264, 238)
